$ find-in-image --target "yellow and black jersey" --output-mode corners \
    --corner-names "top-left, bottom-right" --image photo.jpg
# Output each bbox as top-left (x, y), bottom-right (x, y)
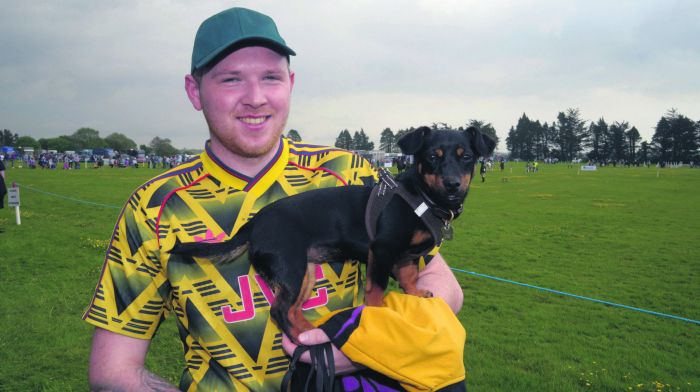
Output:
top-left (84, 138), bottom-right (376, 391)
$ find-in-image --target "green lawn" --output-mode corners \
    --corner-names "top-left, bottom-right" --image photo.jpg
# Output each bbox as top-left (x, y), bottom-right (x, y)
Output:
top-left (0, 163), bottom-right (698, 391)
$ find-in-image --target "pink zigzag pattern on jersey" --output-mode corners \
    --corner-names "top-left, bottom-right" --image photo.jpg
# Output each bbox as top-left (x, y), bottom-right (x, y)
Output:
top-left (193, 229), bottom-right (226, 243)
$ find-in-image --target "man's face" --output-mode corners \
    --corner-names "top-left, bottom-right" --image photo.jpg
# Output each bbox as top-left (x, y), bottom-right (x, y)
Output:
top-left (186, 46), bottom-right (295, 159)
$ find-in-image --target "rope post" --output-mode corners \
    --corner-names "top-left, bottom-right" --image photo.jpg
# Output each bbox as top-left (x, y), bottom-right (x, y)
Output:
top-left (9, 182), bottom-right (21, 225)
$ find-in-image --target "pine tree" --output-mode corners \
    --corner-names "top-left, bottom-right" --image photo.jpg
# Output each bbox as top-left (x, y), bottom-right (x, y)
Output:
top-left (379, 128), bottom-right (394, 153)
top-left (286, 129), bottom-right (302, 142)
top-left (334, 129), bottom-right (353, 150)
top-left (625, 126), bottom-right (641, 162)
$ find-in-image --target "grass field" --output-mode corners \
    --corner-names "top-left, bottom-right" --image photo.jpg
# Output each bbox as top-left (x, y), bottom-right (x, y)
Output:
top-left (0, 163), bottom-right (698, 391)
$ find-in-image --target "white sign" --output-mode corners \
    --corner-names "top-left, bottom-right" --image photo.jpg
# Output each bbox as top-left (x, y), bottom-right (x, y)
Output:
top-left (580, 165), bottom-right (597, 171)
top-left (8, 187), bottom-right (20, 207)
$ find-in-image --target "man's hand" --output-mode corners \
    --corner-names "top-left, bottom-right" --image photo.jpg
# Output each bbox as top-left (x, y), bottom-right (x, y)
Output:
top-left (282, 329), bottom-right (364, 375)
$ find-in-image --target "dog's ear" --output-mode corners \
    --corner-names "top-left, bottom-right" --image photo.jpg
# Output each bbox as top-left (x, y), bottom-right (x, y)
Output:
top-left (465, 126), bottom-right (496, 158)
top-left (397, 126), bottom-right (431, 155)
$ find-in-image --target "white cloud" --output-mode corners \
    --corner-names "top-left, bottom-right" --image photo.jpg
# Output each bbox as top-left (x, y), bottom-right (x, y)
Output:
top-left (1, 0), bottom-right (698, 150)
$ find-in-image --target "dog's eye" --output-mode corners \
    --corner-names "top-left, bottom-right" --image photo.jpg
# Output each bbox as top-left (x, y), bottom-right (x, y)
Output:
top-left (461, 154), bottom-right (474, 162)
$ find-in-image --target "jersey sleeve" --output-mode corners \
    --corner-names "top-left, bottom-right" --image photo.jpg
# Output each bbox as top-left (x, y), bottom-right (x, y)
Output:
top-left (83, 191), bottom-right (168, 339)
top-left (354, 158), bottom-right (378, 186)
top-left (419, 245), bottom-right (440, 268)
top-left (333, 153), bottom-right (377, 188)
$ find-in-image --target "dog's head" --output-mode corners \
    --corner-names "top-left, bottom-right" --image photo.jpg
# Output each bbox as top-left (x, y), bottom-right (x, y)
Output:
top-left (397, 126), bottom-right (495, 211)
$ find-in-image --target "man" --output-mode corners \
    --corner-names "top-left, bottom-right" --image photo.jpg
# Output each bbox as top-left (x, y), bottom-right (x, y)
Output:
top-left (0, 155), bottom-right (6, 212)
top-left (85, 7), bottom-right (463, 391)
top-left (479, 159), bottom-right (487, 183)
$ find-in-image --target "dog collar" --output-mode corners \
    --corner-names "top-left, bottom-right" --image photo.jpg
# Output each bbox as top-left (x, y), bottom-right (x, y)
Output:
top-left (412, 180), bottom-right (463, 222)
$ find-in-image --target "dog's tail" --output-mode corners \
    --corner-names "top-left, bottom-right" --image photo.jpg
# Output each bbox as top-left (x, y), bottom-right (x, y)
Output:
top-left (169, 223), bottom-right (252, 265)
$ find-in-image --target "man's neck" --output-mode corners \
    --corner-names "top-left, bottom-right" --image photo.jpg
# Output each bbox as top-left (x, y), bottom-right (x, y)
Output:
top-left (208, 140), bottom-right (280, 178)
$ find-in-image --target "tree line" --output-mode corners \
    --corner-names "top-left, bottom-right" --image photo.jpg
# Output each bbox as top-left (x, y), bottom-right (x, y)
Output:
top-left (1, 127), bottom-right (306, 157)
top-left (1, 127), bottom-right (193, 157)
top-left (506, 108), bottom-right (698, 163)
top-left (5, 108), bottom-right (696, 163)
top-left (333, 120), bottom-right (500, 153)
top-left (329, 108), bottom-right (698, 164)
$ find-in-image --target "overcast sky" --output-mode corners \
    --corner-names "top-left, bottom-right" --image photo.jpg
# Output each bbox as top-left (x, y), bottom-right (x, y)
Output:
top-left (1, 0), bottom-right (698, 151)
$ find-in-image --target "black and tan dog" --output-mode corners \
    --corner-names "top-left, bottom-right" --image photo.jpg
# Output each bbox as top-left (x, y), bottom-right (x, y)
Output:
top-left (173, 126), bottom-right (495, 342)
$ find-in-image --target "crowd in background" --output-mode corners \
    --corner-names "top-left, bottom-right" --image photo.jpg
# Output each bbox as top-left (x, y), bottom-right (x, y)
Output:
top-left (0, 151), bottom-right (192, 170)
top-left (0, 151), bottom-right (695, 173)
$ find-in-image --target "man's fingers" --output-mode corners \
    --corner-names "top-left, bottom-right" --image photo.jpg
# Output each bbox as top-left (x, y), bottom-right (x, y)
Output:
top-left (282, 330), bottom-right (361, 375)
top-left (281, 329), bottom-right (331, 361)
top-left (281, 333), bottom-right (317, 364)
top-left (298, 329), bottom-right (331, 345)
top-left (281, 334), bottom-right (300, 357)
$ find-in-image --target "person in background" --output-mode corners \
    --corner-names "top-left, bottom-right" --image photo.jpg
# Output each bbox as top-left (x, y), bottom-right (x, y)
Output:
top-left (0, 155), bottom-right (6, 210)
top-left (480, 159), bottom-right (487, 182)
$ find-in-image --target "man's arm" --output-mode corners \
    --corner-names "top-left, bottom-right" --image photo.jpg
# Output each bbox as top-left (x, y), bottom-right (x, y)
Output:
top-left (416, 252), bottom-right (464, 313)
top-left (88, 327), bottom-right (179, 392)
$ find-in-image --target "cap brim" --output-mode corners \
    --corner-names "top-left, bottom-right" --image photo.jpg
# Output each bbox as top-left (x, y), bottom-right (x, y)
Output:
top-left (192, 37), bottom-right (296, 74)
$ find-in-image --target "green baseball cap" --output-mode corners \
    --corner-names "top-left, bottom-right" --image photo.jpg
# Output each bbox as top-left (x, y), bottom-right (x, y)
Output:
top-left (191, 7), bottom-right (296, 74)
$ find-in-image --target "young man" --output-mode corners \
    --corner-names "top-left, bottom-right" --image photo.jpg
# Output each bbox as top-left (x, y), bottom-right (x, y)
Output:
top-left (0, 155), bottom-right (6, 211)
top-left (85, 7), bottom-right (463, 391)
top-left (479, 160), bottom-right (487, 183)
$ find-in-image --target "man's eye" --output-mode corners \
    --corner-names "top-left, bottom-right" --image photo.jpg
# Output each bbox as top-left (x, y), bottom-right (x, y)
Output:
top-left (222, 77), bottom-right (241, 83)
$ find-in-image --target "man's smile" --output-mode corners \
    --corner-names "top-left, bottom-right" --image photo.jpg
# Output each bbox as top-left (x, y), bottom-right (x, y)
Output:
top-left (239, 116), bottom-right (270, 125)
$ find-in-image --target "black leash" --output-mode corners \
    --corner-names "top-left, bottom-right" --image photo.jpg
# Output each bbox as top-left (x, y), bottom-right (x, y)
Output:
top-left (281, 343), bottom-right (336, 391)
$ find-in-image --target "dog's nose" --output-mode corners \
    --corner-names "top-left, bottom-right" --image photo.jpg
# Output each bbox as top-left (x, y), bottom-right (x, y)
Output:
top-left (443, 177), bottom-right (461, 193)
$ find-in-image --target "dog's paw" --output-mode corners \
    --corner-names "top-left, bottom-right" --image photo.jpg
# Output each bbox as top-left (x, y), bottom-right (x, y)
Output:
top-left (406, 288), bottom-right (433, 298)
top-left (364, 286), bottom-right (385, 306)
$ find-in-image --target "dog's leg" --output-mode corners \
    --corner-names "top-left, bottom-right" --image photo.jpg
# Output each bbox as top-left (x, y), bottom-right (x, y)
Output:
top-left (364, 249), bottom-right (385, 306)
top-left (283, 262), bottom-right (317, 342)
top-left (397, 229), bottom-right (434, 298)
top-left (256, 247), bottom-right (316, 343)
top-left (365, 241), bottom-right (404, 306)
top-left (392, 262), bottom-right (433, 298)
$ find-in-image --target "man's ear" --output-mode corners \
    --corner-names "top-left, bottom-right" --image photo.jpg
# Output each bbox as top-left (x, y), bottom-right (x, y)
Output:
top-left (465, 126), bottom-right (496, 158)
top-left (397, 126), bottom-right (431, 155)
top-left (185, 74), bottom-right (203, 111)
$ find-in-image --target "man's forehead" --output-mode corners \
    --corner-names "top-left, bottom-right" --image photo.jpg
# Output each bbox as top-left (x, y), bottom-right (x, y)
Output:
top-left (207, 46), bottom-right (290, 72)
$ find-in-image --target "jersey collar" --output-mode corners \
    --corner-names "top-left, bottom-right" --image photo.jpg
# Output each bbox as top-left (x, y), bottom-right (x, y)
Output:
top-left (200, 138), bottom-right (289, 194)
